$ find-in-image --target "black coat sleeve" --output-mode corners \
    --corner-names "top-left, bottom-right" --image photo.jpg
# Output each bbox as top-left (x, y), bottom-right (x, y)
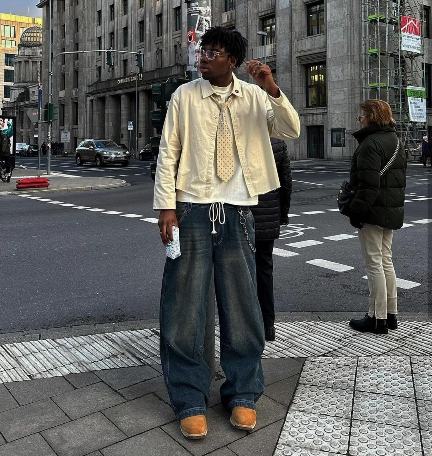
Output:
top-left (349, 139), bottom-right (381, 220)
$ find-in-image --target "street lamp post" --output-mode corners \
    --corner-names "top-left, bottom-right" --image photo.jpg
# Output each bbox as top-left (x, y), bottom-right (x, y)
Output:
top-left (47, 0), bottom-right (53, 175)
top-left (257, 30), bottom-right (268, 65)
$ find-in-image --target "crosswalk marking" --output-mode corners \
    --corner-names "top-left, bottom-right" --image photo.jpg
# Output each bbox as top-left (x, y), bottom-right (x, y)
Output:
top-left (293, 180), bottom-right (324, 186)
top-left (412, 219), bottom-right (432, 224)
top-left (288, 213), bottom-right (300, 218)
top-left (286, 240), bottom-right (324, 248)
top-left (327, 209), bottom-right (340, 212)
top-left (412, 197), bottom-right (432, 201)
top-left (59, 203), bottom-right (76, 207)
top-left (361, 276), bottom-right (421, 290)
top-left (72, 206), bottom-right (91, 210)
top-left (120, 214), bottom-right (143, 218)
top-left (272, 248), bottom-right (299, 258)
top-left (323, 234), bottom-right (357, 241)
top-left (401, 223), bottom-right (414, 228)
top-left (302, 211), bottom-right (325, 215)
top-left (86, 208), bottom-right (105, 212)
top-left (103, 210), bottom-right (122, 215)
top-left (141, 217), bottom-right (159, 224)
top-left (307, 259), bottom-right (354, 272)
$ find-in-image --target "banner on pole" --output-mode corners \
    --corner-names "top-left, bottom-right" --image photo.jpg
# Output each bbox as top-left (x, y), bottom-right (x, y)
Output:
top-left (407, 86), bottom-right (426, 123)
top-left (186, 0), bottom-right (211, 74)
top-left (401, 16), bottom-right (422, 53)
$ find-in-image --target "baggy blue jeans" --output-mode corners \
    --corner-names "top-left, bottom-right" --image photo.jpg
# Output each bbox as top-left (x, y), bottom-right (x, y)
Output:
top-left (160, 202), bottom-right (265, 420)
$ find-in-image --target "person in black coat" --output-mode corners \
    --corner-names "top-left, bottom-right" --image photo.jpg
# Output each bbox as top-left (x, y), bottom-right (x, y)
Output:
top-left (346, 100), bottom-right (406, 335)
top-left (421, 136), bottom-right (431, 167)
top-left (251, 138), bottom-right (292, 341)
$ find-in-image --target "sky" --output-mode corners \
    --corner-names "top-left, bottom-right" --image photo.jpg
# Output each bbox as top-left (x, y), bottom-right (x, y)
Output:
top-left (0, 0), bottom-right (41, 18)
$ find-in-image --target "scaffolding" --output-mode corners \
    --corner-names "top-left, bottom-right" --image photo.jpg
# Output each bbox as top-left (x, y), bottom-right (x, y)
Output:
top-left (362, 0), bottom-right (426, 157)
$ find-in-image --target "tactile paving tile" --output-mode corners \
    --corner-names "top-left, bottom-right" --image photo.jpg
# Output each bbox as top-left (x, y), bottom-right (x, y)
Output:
top-left (355, 366), bottom-right (415, 398)
top-left (299, 357), bottom-right (356, 390)
top-left (350, 420), bottom-right (423, 455)
top-left (277, 410), bottom-right (350, 454)
top-left (414, 373), bottom-right (432, 401)
top-left (274, 445), bottom-right (335, 456)
top-left (290, 384), bottom-right (353, 419)
top-left (421, 430), bottom-right (432, 454)
top-left (357, 356), bottom-right (411, 372)
top-left (418, 400), bottom-right (432, 430)
top-left (352, 391), bottom-right (418, 428)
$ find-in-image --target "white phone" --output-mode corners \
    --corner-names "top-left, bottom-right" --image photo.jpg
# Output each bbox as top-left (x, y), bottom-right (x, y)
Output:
top-left (166, 226), bottom-right (181, 259)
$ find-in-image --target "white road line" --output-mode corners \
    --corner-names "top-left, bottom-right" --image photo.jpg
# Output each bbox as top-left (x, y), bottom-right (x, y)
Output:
top-left (293, 180), bottom-right (324, 186)
top-left (141, 218), bottom-right (159, 223)
top-left (302, 211), bottom-right (325, 215)
top-left (72, 206), bottom-right (91, 210)
top-left (327, 209), bottom-right (340, 212)
top-left (103, 210), bottom-right (122, 215)
top-left (120, 214), bottom-right (143, 218)
top-left (47, 201), bottom-right (64, 205)
top-left (288, 213), bottom-right (300, 218)
top-left (307, 259), bottom-right (354, 272)
top-left (405, 200), bottom-right (413, 203)
top-left (59, 203), bottom-right (76, 207)
top-left (272, 248), bottom-right (299, 258)
top-left (412, 219), bottom-right (432, 224)
top-left (286, 240), bottom-right (324, 248)
top-left (86, 208), bottom-right (105, 212)
top-left (412, 197), bottom-right (432, 201)
top-left (38, 198), bottom-right (52, 202)
top-left (401, 223), bottom-right (414, 228)
top-left (323, 234), bottom-right (357, 241)
top-left (362, 276), bottom-right (421, 289)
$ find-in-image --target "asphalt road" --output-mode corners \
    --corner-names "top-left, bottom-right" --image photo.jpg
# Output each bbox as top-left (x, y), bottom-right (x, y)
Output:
top-left (0, 157), bottom-right (430, 332)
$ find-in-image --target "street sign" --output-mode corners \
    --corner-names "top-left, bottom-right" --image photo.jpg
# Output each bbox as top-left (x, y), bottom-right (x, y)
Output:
top-left (61, 131), bottom-right (70, 143)
top-left (128, 121), bottom-right (134, 131)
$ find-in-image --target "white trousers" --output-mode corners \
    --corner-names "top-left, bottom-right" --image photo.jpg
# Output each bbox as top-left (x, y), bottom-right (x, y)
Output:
top-left (358, 224), bottom-right (398, 319)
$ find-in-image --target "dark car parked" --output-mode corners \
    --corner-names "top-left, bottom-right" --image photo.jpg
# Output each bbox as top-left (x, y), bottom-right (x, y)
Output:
top-left (75, 139), bottom-right (130, 167)
top-left (26, 144), bottom-right (39, 156)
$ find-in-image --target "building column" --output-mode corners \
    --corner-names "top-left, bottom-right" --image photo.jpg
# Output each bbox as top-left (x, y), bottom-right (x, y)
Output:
top-left (120, 94), bottom-right (131, 148)
top-left (138, 90), bottom-right (147, 151)
top-left (95, 97), bottom-right (105, 139)
top-left (105, 95), bottom-right (115, 140)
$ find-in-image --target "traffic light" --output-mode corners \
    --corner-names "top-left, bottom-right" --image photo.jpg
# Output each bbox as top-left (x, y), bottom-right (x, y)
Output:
top-left (106, 48), bottom-right (113, 67)
top-left (135, 51), bottom-right (144, 72)
top-left (43, 103), bottom-right (54, 122)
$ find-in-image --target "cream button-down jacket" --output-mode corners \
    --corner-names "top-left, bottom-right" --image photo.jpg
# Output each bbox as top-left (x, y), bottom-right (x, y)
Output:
top-left (153, 74), bottom-right (300, 210)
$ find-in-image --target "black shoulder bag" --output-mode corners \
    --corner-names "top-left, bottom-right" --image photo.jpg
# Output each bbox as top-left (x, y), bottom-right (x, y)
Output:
top-left (337, 139), bottom-right (400, 215)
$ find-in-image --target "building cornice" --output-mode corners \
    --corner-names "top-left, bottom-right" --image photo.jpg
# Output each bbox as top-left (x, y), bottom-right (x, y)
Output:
top-left (36, 0), bottom-right (48, 8)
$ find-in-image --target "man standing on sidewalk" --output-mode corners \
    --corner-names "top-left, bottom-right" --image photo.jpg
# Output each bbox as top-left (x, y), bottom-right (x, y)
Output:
top-left (154, 26), bottom-right (300, 439)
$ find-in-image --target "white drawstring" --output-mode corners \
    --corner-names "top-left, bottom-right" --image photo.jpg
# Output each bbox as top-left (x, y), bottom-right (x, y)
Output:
top-left (209, 202), bottom-right (226, 234)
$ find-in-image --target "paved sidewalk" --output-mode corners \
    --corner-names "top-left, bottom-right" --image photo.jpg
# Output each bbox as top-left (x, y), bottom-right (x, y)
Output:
top-left (0, 320), bottom-right (431, 455)
top-left (0, 168), bottom-right (127, 194)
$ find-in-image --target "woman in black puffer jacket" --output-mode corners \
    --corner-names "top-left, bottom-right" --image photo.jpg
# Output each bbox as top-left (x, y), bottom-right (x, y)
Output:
top-left (347, 100), bottom-right (406, 335)
top-left (251, 138), bottom-right (292, 341)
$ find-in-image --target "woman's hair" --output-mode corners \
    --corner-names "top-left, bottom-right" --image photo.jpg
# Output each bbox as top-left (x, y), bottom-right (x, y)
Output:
top-left (200, 27), bottom-right (248, 68)
top-left (360, 99), bottom-right (396, 127)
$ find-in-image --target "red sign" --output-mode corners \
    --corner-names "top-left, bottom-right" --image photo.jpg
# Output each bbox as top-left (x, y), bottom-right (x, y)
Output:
top-left (401, 16), bottom-right (421, 36)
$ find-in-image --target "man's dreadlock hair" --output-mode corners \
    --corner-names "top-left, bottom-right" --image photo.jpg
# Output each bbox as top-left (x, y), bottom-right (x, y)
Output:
top-left (200, 27), bottom-right (248, 68)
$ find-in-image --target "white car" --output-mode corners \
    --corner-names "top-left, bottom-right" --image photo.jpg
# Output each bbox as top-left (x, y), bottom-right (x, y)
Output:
top-left (15, 143), bottom-right (28, 156)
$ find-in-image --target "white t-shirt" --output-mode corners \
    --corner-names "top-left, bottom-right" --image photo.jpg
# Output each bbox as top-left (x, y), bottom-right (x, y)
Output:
top-left (177, 82), bottom-right (258, 206)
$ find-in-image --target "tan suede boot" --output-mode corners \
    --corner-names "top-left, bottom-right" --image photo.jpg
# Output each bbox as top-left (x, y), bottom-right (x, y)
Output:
top-left (179, 415), bottom-right (207, 439)
top-left (230, 406), bottom-right (256, 431)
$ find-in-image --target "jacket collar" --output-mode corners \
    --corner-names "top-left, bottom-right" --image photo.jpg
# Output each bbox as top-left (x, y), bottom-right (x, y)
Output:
top-left (353, 124), bottom-right (396, 143)
top-left (199, 72), bottom-right (243, 99)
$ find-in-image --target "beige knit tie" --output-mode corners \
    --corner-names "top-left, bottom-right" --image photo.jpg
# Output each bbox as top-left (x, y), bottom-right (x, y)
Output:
top-left (214, 96), bottom-right (235, 182)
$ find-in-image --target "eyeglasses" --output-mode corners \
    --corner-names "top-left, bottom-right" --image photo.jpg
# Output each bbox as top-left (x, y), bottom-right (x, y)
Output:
top-left (196, 48), bottom-right (225, 60)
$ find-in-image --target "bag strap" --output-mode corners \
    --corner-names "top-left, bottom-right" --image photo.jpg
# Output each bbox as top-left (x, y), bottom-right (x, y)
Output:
top-left (379, 139), bottom-right (400, 177)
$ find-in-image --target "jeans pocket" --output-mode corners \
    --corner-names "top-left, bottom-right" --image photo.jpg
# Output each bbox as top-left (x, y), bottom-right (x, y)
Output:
top-left (238, 208), bottom-right (256, 253)
top-left (176, 202), bottom-right (192, 226)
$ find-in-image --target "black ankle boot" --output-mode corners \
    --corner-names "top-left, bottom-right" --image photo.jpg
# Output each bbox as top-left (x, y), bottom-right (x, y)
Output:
top-left (349, 314), bottom-right (388, 334)
top-left (264, 325), bottom-right (275, 342)
top-left (387, 314), bottom-right (398, 330)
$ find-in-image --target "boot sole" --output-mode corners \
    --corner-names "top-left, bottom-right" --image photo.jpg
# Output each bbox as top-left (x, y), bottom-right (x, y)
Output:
top-left (230, 416), bottom-right (256, 431)
top-left (180, 427), bottom-right (207, 439)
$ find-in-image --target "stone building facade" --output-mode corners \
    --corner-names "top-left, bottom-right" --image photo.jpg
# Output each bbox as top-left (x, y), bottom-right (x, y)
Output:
top-left (0, 13), bottom-right (42, 114)
top-left (2, 26), bottom-right (43, 145)
top-left (36, 0), bottom-right (432, 159)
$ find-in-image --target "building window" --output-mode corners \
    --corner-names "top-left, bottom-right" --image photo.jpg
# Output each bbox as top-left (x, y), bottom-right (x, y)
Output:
top-left (307, 126), bottom-right (325, 158)
top-left (4, 86), bottom-right (11, 98)
top-left (1, 40), bottom-right (16, 48)
top-left (74, 18), bottom-right (79, 33)
top-left (424, 6), bottom-right (431, 39)
top-left (174, 7), bottom-right (181, 31)
top-left (74, 42), bottom-right (79, 60)
top-left (139, 20), bottom-right (145, 42)
top-left (110, 4), bottom-right (115, 21)
top-left (156, 48), bottom-right (162, 68)
top-left (174, 43), bottom-right (181, 64)
top-left (306, 63), bottom-right (327, 108)
top-left (156, 14), bottom-right (163, 37)
top-left (2, 25), bottom-right (16, 38)
top-left (426, 63), bottom-right (432, 108)
top-left (5, 54), bottom-right (15, 66)
top-left (59, 104), bottom-right (65, 127)
top-left (73, 70), bottom-right (79, 88)
top-left (97, 66), bottom-right (101, 81)
top-left (60, 72), bottom-right (65, 90)
top-left (97, 36), bottom-right (102, 55)
top-left (123, 0), bottom-right (128, 15)
top-left (97, 10), bottom-right (102, 26)
top-left (62, 24), bottom-right (66, 38)
top-left (307, 1), bottom-right (325, 36)
top-left (139, 0), bottom-right (144, 8)
top-left (123, 27), bottom-right (128, 47)
top-left (224, 0), bottom-right (235, 12)
top-left (260, 15), bottom-right (276, 45)
top-left (62, 48), bottom-right (65, 64)
top-left (122, 59), bottom-right (128, 77)
top-left (109, 32), bottom-right (115, 48)
top-left (73, 102), bottom-right (79, 126)
top-left (4, 69), bottom-right (14, 83)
